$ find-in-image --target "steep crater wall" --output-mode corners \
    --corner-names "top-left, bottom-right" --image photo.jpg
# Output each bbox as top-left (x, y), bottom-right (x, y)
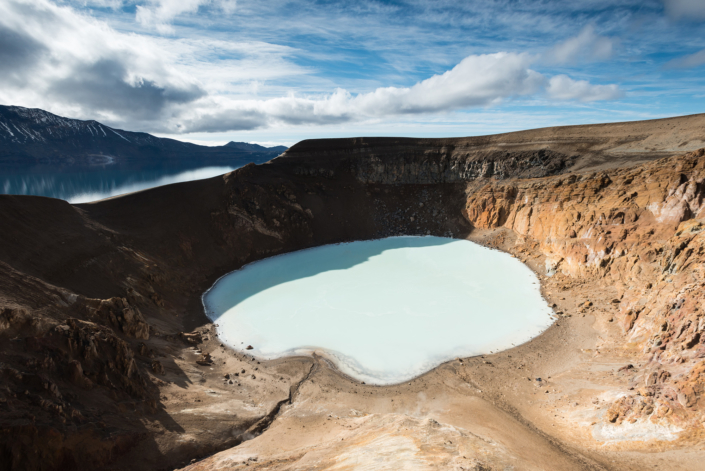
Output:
top-left (465, 149), bottom-right (705, 427)
top-left (0, 129), bottom-right (704, 469)
top-left (281, 139), bottom-right (575, 183)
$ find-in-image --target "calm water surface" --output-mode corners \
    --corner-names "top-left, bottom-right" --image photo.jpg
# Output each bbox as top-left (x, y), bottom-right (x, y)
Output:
top-left (204, 236), bottom-right (554, 384)
top-left (2, 164), bottom-right (237, 203)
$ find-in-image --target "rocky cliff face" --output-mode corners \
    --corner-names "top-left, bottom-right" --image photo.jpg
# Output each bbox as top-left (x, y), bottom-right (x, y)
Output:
top-left (282, 138), bottom-right (705, 434)
top-left (465, 149), bottom-right (705, 430)
top-left (1, 116), bottom-right (705, 470)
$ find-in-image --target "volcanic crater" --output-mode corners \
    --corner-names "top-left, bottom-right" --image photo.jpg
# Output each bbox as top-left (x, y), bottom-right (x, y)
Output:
top-left (2, 114), bottom-right (705, 470)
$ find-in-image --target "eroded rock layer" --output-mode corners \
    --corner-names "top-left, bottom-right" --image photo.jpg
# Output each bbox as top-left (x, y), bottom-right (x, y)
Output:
top-left (465, 149), bottom-right (705, 430)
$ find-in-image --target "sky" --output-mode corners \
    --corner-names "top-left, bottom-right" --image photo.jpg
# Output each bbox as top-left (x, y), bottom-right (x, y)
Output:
top-left (1, 0), bottom-right (704, 146)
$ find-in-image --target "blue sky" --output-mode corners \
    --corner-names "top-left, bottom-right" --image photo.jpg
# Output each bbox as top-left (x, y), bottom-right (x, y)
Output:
top-left (0, 0), bottom-right (704, 146)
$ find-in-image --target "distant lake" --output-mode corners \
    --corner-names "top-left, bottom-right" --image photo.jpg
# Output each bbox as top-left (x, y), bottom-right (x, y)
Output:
top-left (1, 163), bottom-right (239, 203)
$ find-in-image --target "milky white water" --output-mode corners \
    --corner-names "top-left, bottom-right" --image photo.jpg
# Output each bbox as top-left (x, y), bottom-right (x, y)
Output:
top-left (203, 236), bottom-right (555, 385)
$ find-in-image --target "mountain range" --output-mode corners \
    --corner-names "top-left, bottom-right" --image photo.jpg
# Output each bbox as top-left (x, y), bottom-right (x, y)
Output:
top-left (0, 105), bottom-right (286, 169)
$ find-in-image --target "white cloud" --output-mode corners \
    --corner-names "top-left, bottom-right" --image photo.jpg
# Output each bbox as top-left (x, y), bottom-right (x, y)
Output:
top-left (665, 48), bottom-right (705, 68)
top-left (68, 0), bottom-right (125, 8)
top-left (546, 75), bottom-right (623, 102)
top-left (662, 0), bottom-right (705, 20)
top-left (175, 54), bottom-right (621, 133)
top-left (0, 0), bottom-right (205, 122)
top-left (544, 25), bottom-right (615, 65)
top-left (135, 0), bottom-right (237, 33)
top-left (136, 0), bottom-right (207, 33)
top-left (219, 0), bottom-right (237, 15)
top-left (352, 53), bottom-right (544, 114)
top-left (0, 0), bottom-right (307, 130)
top-left (171, 52), bottom-right (546, 132)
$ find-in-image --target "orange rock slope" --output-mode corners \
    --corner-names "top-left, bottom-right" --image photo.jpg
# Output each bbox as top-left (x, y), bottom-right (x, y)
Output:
top-left (466, 148), bottom-right (705, 431)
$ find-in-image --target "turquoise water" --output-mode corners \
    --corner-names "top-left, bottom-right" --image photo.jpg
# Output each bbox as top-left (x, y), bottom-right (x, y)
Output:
top-left (203, 236), bottom-right (554, 384)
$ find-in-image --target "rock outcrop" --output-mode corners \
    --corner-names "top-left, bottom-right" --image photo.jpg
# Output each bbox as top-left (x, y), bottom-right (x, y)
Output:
top-left (464, 149), bottom-right (705, 429)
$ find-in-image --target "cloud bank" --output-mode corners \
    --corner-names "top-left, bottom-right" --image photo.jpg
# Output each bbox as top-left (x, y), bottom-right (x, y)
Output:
top-left (136, 0), bottom-right (238, 33)
top-left (662, 0), bottom-right (705, 20)
top-left (0, 0), bottom-right (624, 135)
top-left (0, 0), bottom-right (206, 125)
top-left (546, 75), bottom-right (623, 102)
top-left (545, 25), bottom-right (615, 65)
top-left (666, 49), bottom-right (705, 68)
top-left (185, 53), bottom-right (622, 132)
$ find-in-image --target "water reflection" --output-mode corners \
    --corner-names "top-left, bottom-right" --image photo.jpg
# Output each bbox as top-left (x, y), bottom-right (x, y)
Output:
top-left (2, 164), bottom-right (238, 203)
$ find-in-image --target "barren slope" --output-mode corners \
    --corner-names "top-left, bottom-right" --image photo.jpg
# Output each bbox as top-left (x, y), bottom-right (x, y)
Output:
top-left (1, 114), bottom-right (704, 470)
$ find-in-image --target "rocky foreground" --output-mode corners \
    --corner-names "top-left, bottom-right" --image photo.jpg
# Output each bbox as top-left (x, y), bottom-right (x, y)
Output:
top-left (1, 114), bottom-right (705, 470)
